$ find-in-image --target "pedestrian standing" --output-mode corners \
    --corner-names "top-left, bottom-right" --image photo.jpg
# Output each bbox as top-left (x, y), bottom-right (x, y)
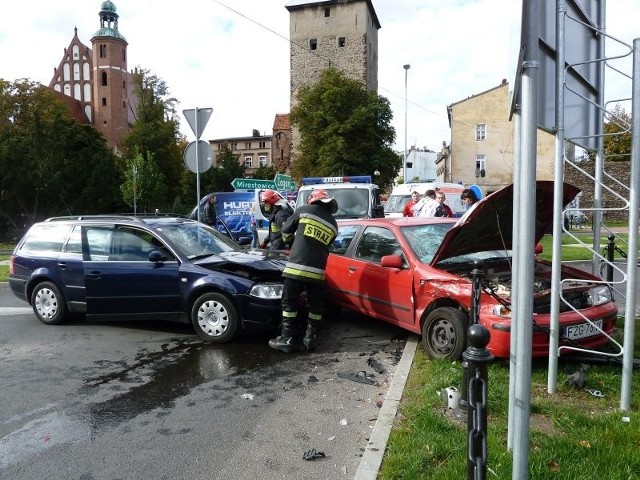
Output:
top-left (460, 188), bottom-right (478, 209)
top-left (203, 194), bottom-right (217, 227)
top-left (249, 202), bottom-right (260, 248)
top-left (415, 189), bottom-right (438, 217)
top-left (268, 189), bottom-right (338, 353)
top-left (434, 191), bottom-right (454, 217)
top-left (403, 191), bottom-right (420, 217)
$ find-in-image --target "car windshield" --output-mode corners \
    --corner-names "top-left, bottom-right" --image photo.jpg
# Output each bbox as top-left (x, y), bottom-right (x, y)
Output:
top-left (152, 221), bottom-right (239, 259)
top-left (384, 195), bottom-right (411, 214)
top-left (400, 223), bottom-right (454, 263)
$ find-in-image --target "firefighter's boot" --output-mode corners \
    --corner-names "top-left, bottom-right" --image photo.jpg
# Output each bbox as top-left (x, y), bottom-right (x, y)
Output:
top-left (269, 318), bottom-right (297, 353)
top-left (302, 321), bottom-right (319, 350)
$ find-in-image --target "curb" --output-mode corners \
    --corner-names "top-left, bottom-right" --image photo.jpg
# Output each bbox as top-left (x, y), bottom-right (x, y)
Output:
top-left (354, 335), bottom-right (419, 480)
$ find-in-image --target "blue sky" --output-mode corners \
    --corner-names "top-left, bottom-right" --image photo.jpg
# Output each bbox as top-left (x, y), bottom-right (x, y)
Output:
top-left (2, 0), bottom-right (638, 151)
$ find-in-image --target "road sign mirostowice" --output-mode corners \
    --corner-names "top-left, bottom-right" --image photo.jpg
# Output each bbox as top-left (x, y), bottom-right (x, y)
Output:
top-left (231, 178), bottom-right (276, 190)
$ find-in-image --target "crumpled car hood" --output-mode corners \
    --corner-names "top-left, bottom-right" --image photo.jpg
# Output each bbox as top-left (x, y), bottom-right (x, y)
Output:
top-left (431, 181), bottom-right (580, 265)
top-left (193, 249), bottom-right (287, 277)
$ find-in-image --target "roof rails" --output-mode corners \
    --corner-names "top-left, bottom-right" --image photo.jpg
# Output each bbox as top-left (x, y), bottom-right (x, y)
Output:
top-left (44, 213), bottom-right (189, 222)
top-left (301, 175), bottom-right (372, 185)
top-left (45, 215), bottom-right (146, 222)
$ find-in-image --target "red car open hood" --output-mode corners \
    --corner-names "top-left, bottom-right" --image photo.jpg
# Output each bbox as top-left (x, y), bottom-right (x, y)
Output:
top-left (431, 181), bottom-right (580, 265)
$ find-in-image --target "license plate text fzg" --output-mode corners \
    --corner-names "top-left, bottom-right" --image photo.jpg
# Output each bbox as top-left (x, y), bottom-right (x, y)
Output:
top-left (563, 319), bottom-right (603, 340)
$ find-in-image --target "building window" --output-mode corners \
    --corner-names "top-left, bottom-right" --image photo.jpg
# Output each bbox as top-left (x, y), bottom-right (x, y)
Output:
top-left (259, 141), bottom-right (266, 148)
top-left (475, 155), bottom-right (486, 177)
top-left (310, 39), bottom-right (317, 50)
top-left (244, 156), bottom-right (253, 168)
top-left (218, 144), bottom-right (223, 151)
top-left (324, 8), bottom-right (330, 17)
top-left (259, 155), bottom-right (267, 166)
top-left (231, 143), bottom-right (237, 150)
top-left (99, 44), bottom-right (107, 58)
top-left (101, 71), bottom-right (108, 86)
top-left (338, 37), bottom-right (346, 47)
top-left (245, 142), bottom-right (251, 149)
top-left (123, 80), bottom-right (126, 88)
top-left (475, 123), bottom-right (486, 141)
top-left (122, 48), bottom-right (126, 62)
top-left (102, 97), bottom-right (107, 106)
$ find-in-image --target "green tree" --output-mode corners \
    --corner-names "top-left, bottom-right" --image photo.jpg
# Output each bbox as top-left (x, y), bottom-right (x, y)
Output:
top-left (252, 164), bottom-right (277, 180)
top-left (120, 151), bottom-right (166, 212)
top-left (122, 68), bottom-right (184, 210)
top-left (290, 68), bottom-right (400, 190)
top-left (603, 104), bottom-right (632, 161)
top-left (0, 78), bottom-right (121, 233)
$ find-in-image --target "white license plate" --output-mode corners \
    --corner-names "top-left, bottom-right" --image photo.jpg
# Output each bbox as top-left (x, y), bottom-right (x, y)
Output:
top-left (562, 319), bottom-right (603, 340)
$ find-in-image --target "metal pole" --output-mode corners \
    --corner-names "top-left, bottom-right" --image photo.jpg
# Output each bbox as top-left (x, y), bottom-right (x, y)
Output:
top-left (620, 37), bottom-right (640, 412)
top-left (507, 104), bottom-right (521, 450)
top-left (512, 0), bottom-right (539, 476)
top-left (547, 0), bottom-right (567, 395)
top-left (591, 0), bottom-right (607, 274)
top-left (195, 107), bottom-right (201, 223)
top-left (133, 164), bottom-right (137, 216)
top-left (403, 64), bottom-right (410, 183)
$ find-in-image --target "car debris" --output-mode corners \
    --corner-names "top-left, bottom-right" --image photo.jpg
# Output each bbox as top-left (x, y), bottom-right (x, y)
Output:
top-left (302, 448), bottom-right (326, 461)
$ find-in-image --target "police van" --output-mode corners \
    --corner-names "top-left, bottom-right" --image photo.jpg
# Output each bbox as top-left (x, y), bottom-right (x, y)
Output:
top-left (295, 176), bottom-right (385, 221)
top-left (384, 182), bottom-right (467, 217)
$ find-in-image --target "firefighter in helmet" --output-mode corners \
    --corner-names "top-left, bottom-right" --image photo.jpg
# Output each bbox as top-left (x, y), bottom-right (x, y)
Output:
top-left (259, 189), bottom-right (293, 250)
top-left (268, 188), bottom-right (338, 353)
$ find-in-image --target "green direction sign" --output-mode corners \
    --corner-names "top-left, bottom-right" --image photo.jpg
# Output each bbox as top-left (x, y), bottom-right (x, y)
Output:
top-left (231, 178), bottom-right (276, 190)
top-left (273, 174), bottom-right (296, 191)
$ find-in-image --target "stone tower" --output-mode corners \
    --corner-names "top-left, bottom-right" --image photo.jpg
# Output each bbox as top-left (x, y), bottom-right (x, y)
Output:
top-left (286, 0), bottom-right (380, 105)
top-left (90, 0), bottom-right (130, 150)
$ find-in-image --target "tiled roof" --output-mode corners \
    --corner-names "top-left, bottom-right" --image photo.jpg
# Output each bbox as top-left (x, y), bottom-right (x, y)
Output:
top-left (273, 113), bottom-right (291, 130)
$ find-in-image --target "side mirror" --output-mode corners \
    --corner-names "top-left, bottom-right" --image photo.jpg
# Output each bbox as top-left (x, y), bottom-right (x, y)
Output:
top-left (236, 236), bottom-right (252, 246)
top-left (381, 254), bottom-right (403, 268)
top-left (148, 250), bottom-right (167, 262)
top-left (373, 205), bottom-right (385, 218)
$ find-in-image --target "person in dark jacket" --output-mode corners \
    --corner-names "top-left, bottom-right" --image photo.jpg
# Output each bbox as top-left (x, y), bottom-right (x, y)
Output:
top-left (268, 188), bottom-right (338, 353)
top-left (203, 194), bottom-right (217, 227)
top-left (434, 191), bottom-right (454, 217)
top-left (259, 189), bottom-right (293, 250)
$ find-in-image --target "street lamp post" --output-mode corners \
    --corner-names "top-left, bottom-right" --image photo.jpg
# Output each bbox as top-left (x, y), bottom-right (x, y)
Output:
top-left (403, 64), bottom-right (411, 183)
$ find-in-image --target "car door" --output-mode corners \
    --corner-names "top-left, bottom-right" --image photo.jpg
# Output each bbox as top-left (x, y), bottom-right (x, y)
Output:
top-left (327, 225), bottom-right (362, 309)
top-left (329, 225), bottom-right (415, 327)
top-left (83, 225), bottom-right (182, 320)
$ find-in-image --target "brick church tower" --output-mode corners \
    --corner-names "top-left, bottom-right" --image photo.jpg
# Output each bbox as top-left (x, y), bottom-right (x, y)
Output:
top-left (90, 1), bottom-right (130, 150)
top-left (49, 1), bottom-right (131, 151)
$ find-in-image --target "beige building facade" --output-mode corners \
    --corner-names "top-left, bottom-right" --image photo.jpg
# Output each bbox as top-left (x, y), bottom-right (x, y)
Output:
top-left (443, 80), bottom-right (555, 194)
top-left (210, 130), bottom-right (272, 177)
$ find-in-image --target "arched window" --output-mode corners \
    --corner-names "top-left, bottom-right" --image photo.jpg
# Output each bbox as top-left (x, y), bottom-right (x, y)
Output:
top-left (101, 71), bottom-right (108, 86)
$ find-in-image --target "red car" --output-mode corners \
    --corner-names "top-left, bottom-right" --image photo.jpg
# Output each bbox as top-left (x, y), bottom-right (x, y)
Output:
top-left (325, 181), bottom-right (618, 360)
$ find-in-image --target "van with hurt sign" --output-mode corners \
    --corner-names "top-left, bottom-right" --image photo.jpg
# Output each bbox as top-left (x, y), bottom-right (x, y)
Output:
top-left (384, 182), bottom-right (467, 217)
top-left (295, 176), bottom-right (385, 221)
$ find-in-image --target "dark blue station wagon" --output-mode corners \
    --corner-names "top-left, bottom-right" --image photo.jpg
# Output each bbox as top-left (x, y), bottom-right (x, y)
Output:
top-left (9, 216), bottom-right (287, 342)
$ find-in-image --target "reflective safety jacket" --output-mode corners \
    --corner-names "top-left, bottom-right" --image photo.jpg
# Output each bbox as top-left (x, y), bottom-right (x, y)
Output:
top-left (265, 206), bottom-right (293, 250)
top-left (281, 203), bottom-right (338, 283)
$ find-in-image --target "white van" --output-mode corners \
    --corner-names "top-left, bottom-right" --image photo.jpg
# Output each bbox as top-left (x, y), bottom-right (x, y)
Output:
top-left (296, 176), bottom-right (385, 221)
top-left (384, 182), bottom-right (466, 217)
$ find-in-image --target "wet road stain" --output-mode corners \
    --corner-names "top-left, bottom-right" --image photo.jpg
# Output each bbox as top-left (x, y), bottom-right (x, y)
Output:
top-left (80, 338), bottom-right (291, 434)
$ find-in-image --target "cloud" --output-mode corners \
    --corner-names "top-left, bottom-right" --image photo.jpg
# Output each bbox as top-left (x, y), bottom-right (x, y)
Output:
top-left (2, 0), bottom-right (638, 150)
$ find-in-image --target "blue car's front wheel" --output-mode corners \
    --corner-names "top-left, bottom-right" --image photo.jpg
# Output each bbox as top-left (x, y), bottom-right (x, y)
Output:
top-left (191, 292), bottom-right (239, 342)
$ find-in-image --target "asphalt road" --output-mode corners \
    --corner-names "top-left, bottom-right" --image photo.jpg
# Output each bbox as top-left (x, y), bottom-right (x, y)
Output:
top-left (0, 283), bottom-right (409, 480)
